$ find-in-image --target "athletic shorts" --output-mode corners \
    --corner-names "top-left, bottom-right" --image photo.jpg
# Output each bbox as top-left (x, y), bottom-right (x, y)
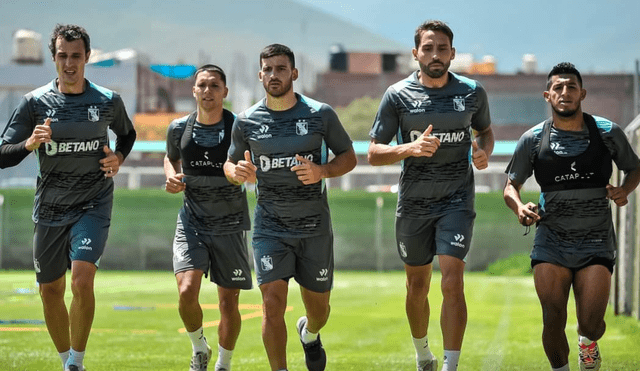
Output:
top-left (172, 220), bottom-right (252, 290)
top-left (252, 232), bottom-right (334, 293)
top-left (33, 202), bottom-right (111, 284)
top-left (395, 210), bottom-right (475, 266)
top-left (531, 257), bottom-right (614, 274)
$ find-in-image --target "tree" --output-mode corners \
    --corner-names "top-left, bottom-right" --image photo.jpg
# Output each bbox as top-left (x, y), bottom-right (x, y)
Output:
top-left (335, 96), bottom-right (382, 141)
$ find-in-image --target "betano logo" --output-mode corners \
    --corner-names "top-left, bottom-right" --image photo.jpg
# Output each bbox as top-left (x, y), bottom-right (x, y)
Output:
top-left (259, 154), bottom-right (313, 172)
top-left (45, 140), bottom-right (101, 156)
top-left (409, 129), bottom-right (466, 143)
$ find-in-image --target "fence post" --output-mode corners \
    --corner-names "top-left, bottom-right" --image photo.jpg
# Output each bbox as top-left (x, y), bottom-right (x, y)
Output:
top-left (375, 196), bottom-right (384, 271)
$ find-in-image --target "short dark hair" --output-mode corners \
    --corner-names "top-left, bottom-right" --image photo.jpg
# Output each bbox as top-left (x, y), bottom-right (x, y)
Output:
top-left (49, 24), bottom-right (90, 57)
top-left (547, 62), bottom-right (583, 89)
top-left (414, 20), bottom-right (454, 48)
top-left (260, 44), bottom-right (295, 68)
top-left (194, 64), bottom-right (226, 84)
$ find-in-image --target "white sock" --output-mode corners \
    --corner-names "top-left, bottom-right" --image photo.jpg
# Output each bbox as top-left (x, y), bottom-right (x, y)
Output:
top-left (579, 335), bottom-right (594, 346)
top-left (552, 364), bottom-right (570, 371)
top-left (59, 350), bottom-right (70, 369)
top-left (66, 348), bottom-right (85, 369)
top-left (442, 350), bottom-right (460, 371)
top-left (412, 335), bottom-right (434, 362)
top-left (301, 326), bottom-right (318, 344)
top-left (215, 344), bottom-right (233, 369)
top-left (187, 327), bottom-right (208, 353)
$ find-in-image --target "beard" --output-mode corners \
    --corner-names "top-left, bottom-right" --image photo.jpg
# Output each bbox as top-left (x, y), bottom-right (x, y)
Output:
top-left (419, 60), bottom-right (450, 79)
top-left (264, 78), bottom-right (293, 98)
top-left (552, 103), bottom-right (581, 118)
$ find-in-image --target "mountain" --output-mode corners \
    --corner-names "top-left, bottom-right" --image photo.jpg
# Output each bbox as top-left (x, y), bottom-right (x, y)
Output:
top-left (0, 0), bottom-right (408, 70)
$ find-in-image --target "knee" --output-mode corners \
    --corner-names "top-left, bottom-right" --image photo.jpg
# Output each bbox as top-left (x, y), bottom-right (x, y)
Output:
top-left (218, 293), bottom-right (240, 316)
top-left (39, 282), bottom-right (65, 302)
top-left (262, 294), bottom-right (286, 321)
top-left (178, 282), bottom-right (200, 304)
top-left (540, 300), bottom-right (567, 326)
top-left (440, 274), bottom-right (464, 299)
top-left (578, 317), bottom-right (606, 340)
top-left (406, 276), bottom-right (430, 298)
top-left (70, 275), bottom-right (94, 298)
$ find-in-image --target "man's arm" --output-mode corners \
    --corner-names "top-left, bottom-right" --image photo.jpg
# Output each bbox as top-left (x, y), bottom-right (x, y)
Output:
top-left (164, 155), bottom-right (185, 194)
top-left (291, 147), bottom-right (357, 185)
top-left (471, 126), bottom-right (494, 170)
top-left (503, 178), bottom-right (539, 226)
top-left (367, 125), bottom-right (440, 166)
top-left (606, 164), bottom-right (640, 207)
top-left (224, 151), bottom-right (256, 186)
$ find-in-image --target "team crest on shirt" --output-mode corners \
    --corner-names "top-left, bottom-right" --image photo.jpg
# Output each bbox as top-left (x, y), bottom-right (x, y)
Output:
top-left (88, 106), bottom-right (100, 122)
top-left (453, 96), bottom-right (465, 112)
top-left (261, 256), bottom-right (273, 272)
top-left (296, 120), bottom-right (309, 136)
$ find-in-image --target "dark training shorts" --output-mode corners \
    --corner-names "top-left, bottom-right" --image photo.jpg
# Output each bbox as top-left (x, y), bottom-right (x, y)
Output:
top-left (252, 232), bottom-right (334, 293)
top-left (395, 210), bottom-right (475, 266)
top-left (33, 203), bottom-right (111, 284)
top-left (172, 220), bottom-right (252, 290)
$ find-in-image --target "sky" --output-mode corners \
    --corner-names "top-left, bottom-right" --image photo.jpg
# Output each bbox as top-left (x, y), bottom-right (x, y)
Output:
top-left (295, 0), bottom-right (640, 73)
top-left (0, 0), bottom-right (638, 74)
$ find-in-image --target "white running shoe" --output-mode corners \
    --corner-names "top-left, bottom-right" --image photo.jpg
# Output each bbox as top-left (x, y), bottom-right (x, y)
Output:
top-left (190, 343), bottom-right (213, 371)
top-left (417, 355), bottom-right (438, 371)
top-left (578, 341), bottom-right (601, 371)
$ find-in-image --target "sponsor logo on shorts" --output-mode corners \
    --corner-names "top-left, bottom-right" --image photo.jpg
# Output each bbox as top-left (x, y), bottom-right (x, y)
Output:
top-left (88, 106), bottom-right (100, 122)
top-left (261, 256), bottom-right (273, 272)
top-left (34, 259), bottom-right (41, 273)
top-left (232, 268), bottom-right (246, 281)
top-left (399, 241), bottom-right (408, 258)
top-left (316, 268), bottom-right (329, 282)
top-left (450, 234), bottom-right (466, 248)
top-left (79, 238), bottom-right (92, 251)
top-left (259, 154), bottom-right (313, 172)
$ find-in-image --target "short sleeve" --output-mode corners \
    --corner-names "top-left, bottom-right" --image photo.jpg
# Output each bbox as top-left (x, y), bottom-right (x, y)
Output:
top-left (321, 105), bottom-right (352, 156)
top-left (471, 83), bottom-right (491, 132)
top-left (228, 116), bottom-right (249, 162)
top-left (369, 87), bottom-right (400, 144)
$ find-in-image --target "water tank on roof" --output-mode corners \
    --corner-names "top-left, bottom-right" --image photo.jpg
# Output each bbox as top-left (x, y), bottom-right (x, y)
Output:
top-left (329, 44), bottom-right (347, 72)
top-left (522, 54), bottom-right (537, 74)
top-left (12, 29), bottom-right (43, 65)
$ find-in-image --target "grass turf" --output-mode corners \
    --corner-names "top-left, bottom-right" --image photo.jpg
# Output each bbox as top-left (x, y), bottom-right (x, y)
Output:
top-left (1, 270), bottom-right (639, 370)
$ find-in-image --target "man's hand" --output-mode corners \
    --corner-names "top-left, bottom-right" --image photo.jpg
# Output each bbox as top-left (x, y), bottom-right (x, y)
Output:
top-left (165, 173), bottom-right (186, 194)
top-left (25, 118), bottom-right (52, 151)
top-left (606, 184), bottom-right (629, 206)
top-left (228, 150), bottom-right (257, 185)
top-left (99, 146), bottom-right (122, 178)
top-left (519, 202), bottom-right (540, 226)
top-left (410, 124), bottom-right (440, 157)
top-left (471, 140), bottom-right (488, 170)
top-left (291, 154), bottom-right (324, 185)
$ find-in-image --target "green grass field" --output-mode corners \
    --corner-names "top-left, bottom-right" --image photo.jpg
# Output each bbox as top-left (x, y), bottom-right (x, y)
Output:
top-left (0, 189), bottom-right (536, 271)
top-left (1, 270), bottom-right (639, 371)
